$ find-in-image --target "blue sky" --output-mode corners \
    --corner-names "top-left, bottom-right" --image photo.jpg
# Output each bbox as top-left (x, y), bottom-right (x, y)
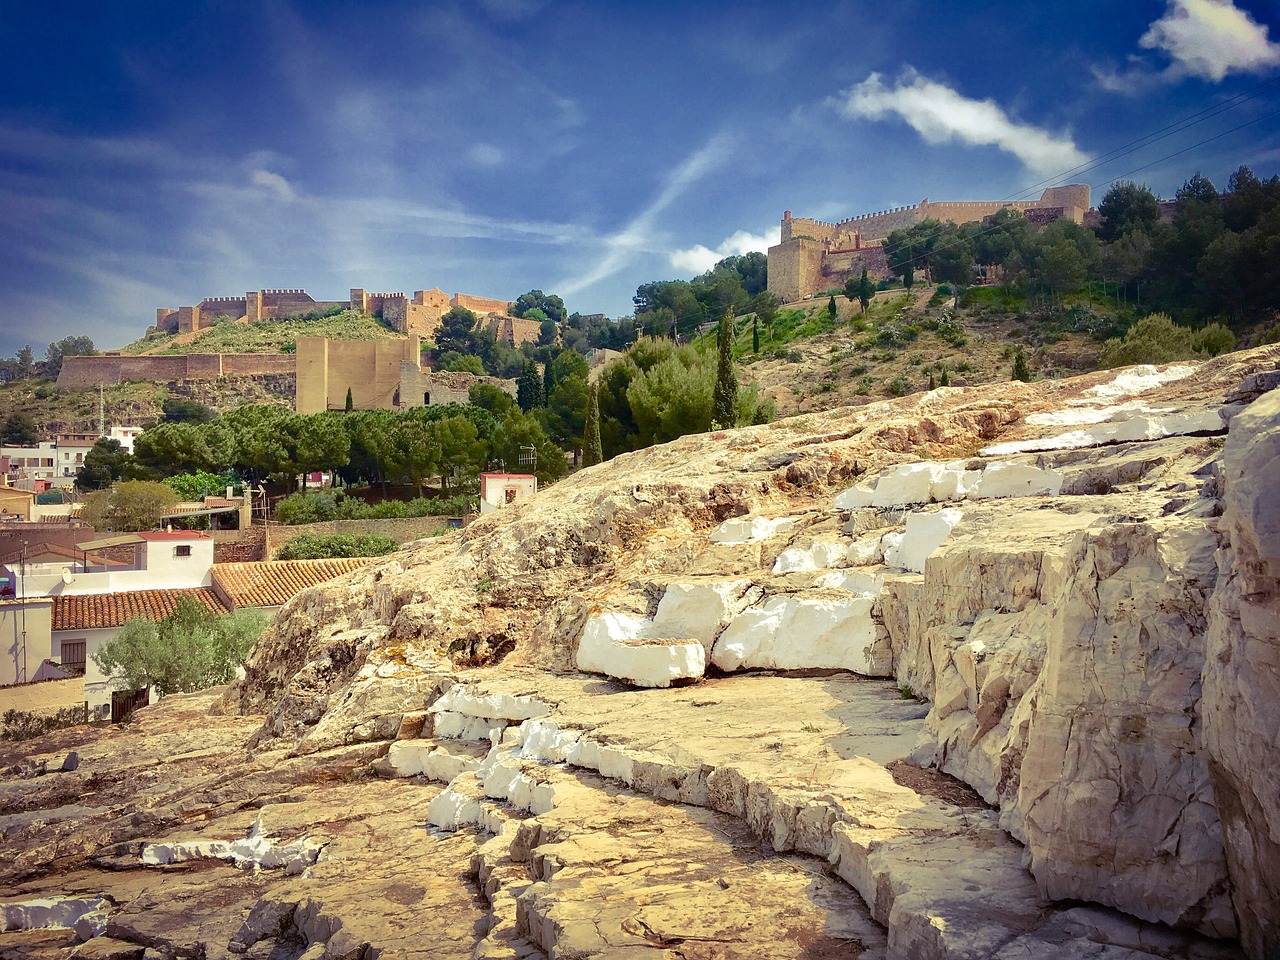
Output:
top-left (1, 0), bottom-right (1278, 357)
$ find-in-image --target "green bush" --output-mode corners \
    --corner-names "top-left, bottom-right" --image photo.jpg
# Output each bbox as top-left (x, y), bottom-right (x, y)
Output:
top-left (1099, 313), bottom-right (1236, 368)
top-left (275, 489), bottom-right (475, 524)
top-left (274, 533), bottom-right (398, 560)
top-left (2, 705), bottom-right (87, 742)
top-left (886, 375), bottom-right (912, 397)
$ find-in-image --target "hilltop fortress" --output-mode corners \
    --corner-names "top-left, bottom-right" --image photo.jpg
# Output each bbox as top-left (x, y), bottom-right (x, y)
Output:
top-left (767, 184), bottom-right (1091, 302)
top-left (154, 286), bottom-right (523, 342)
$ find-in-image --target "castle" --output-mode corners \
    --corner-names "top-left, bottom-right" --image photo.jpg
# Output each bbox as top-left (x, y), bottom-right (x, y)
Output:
top-left (766, 184), bottom-right (1091, 302)
top-left (153, 286), bottom-right (533, 344)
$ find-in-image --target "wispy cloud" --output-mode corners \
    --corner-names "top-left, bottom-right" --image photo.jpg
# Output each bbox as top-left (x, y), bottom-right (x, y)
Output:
top-left (834, 68), bottom-right (1088, 177)
top-left (670, 229), bottom-right (774, 275)
top-left (250, 169), bottom-right (296, 200)
top-left (468, 144), bottom-right (505, 167)
top-left (557, 133), bottom-right (734, 296)
top-left (1097, 0), bottom-right (1280, 91)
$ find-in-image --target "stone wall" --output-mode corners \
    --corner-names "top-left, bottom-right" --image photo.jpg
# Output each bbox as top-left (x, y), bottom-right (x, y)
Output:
top-left (294, 336), bottom-right (422, 414)
top-left (0, 676), bottom-right (86, 718)
top-left (476, 314), bottom-right (542, 348)
top-left (771, 184), bottom-right (1092, 301)
top-left (57, 354), bottom-right (295, 392)
top-left (452, 293), bottom-right (513, 315)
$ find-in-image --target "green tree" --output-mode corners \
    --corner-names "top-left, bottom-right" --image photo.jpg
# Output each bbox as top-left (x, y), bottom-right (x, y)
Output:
top-left (440, 352), bottom-right (485, 375)
top-left (284, 414), bottom-right (349, 489)
top-left (81, 480), bottom-right (179, 531)
top-left (1, 412), bottom-right (38, 446)
top-left (512, 290), bottom-right (567, 324)
top-left (344, 388), bottom-right (354, 412)
top-left (431, 416), bottom-right (483, 492)
top-left (469, 383), bottom-right (518, 418)
top-left (76, 438), bottom-right (140, 491)
top-left (752, 291), bottom-right (779, 338)
top-left (544, 373), bottom-right (590, 459)
top-left (713, 312), bottom-right (738, 429)
top-left (16, 346), bottom-right (35, 379)
top-left (1099, 313), bottom-right (1235, 367)
top-left (844, 269), bottom-right (875, 315)
top-left (390, 417), bottom-right (441, 496)
top-left (435, 306), bottom-right (479, 355)
top-left (43, 336), bottom-right (96, 378)
top-left (517, 360), bottom-right (544, 411)
top-left (827, 296), bottom-right (837, 320)
top-left (133, 422), bottom-right (214, 477)
top-left (752, 316), bottom-right (760, 353)
top-left (1097, 181), bottom-right (1161, 242)
top-left (92, 596), bottom-right (268, 697)
top-left (902, 260), bottom-right (915, 292)
top-left (161, 397), bottom-right (216, 424)
top-left (164, 469), bottom-right (236, 501)
top-left (582, 382), bottom-right (603, 467)
top-left (1011, 348), bottom-right (1031, 382)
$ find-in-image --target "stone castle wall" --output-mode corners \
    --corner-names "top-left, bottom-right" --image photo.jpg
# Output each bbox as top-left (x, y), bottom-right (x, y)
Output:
top-left (57, 354), bottom-right (295, 392)
top-left (452, 293), bottom-right (513, 315)
top-left (769, 184), bottom-right (1091, 301)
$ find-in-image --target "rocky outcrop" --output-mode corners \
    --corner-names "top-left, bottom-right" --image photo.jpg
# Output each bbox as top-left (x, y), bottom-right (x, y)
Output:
top-left (1203, 389), bottom-right (1280, 959)
top-left (3, 348), bottom-right (1279, 960)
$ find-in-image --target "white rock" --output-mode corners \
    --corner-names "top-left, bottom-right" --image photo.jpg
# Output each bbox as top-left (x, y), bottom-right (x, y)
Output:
top-left (773, 542), bottom-right (847, 574)
top-left (429, 685), bottom-right (550, 721)
top-left (1027, 400), bottom-right (1165, 427)
top-left (141, 815), bottom-right (321, 874)
top-left (970, 463), bottom-right (1063, 499)
top-left (576, 611), bottom-right (648, 676)
top-left (846, 535), bottom-right (884, 566)
top-left (884, 509), bottom-right (963, 574)
top-left (833, 483), bottom-right (876, 511)
top-left (981, 409), bottom-right (1224, 456)
top-left (652, 580), bottom-right (751, 647)
top-left (0, 897), bottom-right (111, 937)
top-left (517, 718), bottom-right (581, 763)
top-left (426, 777), bottom-right (485, 831)
top-left (711, 596), bottom-right (882, 674)
top-left (930, 466), bottom-right (981, 502)
top-left (432, 710), bottom-right (507, 743)
top-left (872, 462), bottom-right (947, 507)
top-left (1076, 363), bottom-right (1196, 403)
top-left (815, 570), bottom-right (885, 596)
top-left (708, 516), bottom-right (797, 544)
top-left (605, 638), bottom-right (706, 688)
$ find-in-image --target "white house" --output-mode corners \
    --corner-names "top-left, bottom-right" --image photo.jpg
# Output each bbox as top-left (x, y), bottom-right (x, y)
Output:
top-left (108, 426), bottom-right (144, 454)
top-left (479, 473), bottom-right (538, 515)
top-left (6, 531), bottom-right (215, 598)
top-left (50, 587), bottom-right (227, 716)
top-left (1, 441), bottom-right (58, 486)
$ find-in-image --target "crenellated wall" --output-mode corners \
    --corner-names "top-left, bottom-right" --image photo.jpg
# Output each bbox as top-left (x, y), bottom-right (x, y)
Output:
top-left (770, 184), bottom-right (1092, 301)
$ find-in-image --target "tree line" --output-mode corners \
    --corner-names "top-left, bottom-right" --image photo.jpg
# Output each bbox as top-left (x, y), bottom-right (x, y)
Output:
top-left (0, 336), bottom-right (97, 382)
top-left (878, 165), bottom-right (1280, 331)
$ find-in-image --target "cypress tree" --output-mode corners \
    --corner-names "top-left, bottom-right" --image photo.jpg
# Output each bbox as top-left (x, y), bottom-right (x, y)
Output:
top-left (712, 311), bottom-right (738, 429)
top-left (752, 316), bottom-right (760, 354)
top-left (827, 295), bottom-right (837, 320)
top-left (517, 360), bottom-right (544, 411)
top-left (344, 387), bottom-right (354, 412)
top-left (582, 382), bottom-right (603, 467)
top-left (940, 369), bottom-right (950, 386)
top-left (1012, 348), bottom-right (1031, 382)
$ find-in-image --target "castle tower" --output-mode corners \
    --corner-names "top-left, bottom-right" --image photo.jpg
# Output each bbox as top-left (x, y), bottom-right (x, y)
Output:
top-left (245, 291), bottom-right (263, 323)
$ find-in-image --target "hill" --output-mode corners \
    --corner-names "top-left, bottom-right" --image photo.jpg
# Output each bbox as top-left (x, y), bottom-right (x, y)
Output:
top-left (117, 308), bottom-right (401, 356)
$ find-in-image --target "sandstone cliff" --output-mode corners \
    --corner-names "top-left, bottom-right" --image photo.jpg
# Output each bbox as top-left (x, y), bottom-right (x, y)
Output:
top-left (2, 347), bottom-right (1277, 960)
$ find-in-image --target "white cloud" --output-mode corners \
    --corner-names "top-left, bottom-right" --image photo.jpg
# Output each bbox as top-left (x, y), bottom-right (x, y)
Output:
top-left (669, 229), bottom-right (774, 275)
top-left (1141, 0), bottom-right (1280, 81)
top-left (468, 143), bottom-right (504, 167)
top-left (557, 133), bottom-right (734, 296)
top-left (250, 169), bottom-right (296, 200)
top-left (835, 68), bottom-right (1088, 177)
top-left (1097, 0), bottom-right (1280, 90)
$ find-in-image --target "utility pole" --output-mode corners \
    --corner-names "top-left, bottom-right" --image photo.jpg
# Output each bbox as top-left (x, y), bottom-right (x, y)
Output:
top-left (98, 384), bottom-right (106, 438)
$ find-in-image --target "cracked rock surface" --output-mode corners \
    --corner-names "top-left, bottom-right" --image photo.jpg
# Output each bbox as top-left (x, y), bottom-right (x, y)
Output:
top-left (3, 348), bottom-right (1279, 959)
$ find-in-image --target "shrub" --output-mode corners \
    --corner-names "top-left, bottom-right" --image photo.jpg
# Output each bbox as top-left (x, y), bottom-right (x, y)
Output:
top-left (886, 375), bottom-right (912, 397)
top-left (1099, 313), bottom-right (1236, 368)
top-left (275, 490), bottom-right (475, 524)
top-left (274, 533), bottom-right (398, 560)
top-left (2, 706), bottom-right (87, 742)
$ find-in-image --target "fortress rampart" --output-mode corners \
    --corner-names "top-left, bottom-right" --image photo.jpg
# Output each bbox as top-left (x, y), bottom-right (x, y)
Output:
top-left (156, 285), bottom-right (515, 339)
top-left (57, 354), bottom-right (296, 392)
top-left (768, 185), bottom-right (1091, 301)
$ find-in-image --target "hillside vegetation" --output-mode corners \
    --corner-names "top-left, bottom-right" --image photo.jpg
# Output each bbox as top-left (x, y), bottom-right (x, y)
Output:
top-left (119, 308), bottom-right (400, 356)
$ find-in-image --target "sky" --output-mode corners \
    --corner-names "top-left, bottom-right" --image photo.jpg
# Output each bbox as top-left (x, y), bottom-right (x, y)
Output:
top-left (1, 0), bottom-right (1278, 357)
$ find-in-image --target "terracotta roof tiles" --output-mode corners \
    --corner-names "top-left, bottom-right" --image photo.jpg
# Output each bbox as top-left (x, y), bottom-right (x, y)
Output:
top-left (211, 558), bottom-right (371, 609)
top-left (51, 588), bottom-right (227, 631)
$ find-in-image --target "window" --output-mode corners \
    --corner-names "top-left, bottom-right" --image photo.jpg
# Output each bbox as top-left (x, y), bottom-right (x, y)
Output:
top-left (174, 545), bottom-right (192, 558)
top-left (60, 640), bottom-right (86, 675)
top-left (505, 488), bottom-right (518, 504)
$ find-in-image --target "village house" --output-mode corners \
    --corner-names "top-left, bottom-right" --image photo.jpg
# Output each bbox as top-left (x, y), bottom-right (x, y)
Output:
top-left (479, 473), bottom-right (538, 515)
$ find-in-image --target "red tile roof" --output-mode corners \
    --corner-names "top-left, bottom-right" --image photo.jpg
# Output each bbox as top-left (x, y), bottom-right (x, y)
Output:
top-left (211, 558), bottom-right (371, 609)
top-left (51, 588), bottom-right (227, 631)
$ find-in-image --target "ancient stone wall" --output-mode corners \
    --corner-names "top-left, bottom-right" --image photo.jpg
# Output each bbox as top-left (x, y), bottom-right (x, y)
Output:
top-left (452, 293), bottom-right (513, 315)
top-left (198, 296), bottom-right (248, 321)
top-left (475, 314), bottom-right (541, 348)
top-left (294, 336), bottom-right (422, 414)
top-left (766, 237), bottom-right (825, 303)
top-left (399, 364), bottom-right (517, 408)
top-left (57, 354), bottom-right (296, 392)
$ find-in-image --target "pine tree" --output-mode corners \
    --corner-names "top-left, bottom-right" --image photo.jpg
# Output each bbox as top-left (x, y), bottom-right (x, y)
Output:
top-left (517, 360), bottom-right (544, 411)
top-left (712, 311), bottom-right (738, 429)
top-left (582, 382), bottom-right (603, 467)
top-left (344, 387), bottom-right (354, 412)
top-left (1012, 348), bottom-right (1031, 382)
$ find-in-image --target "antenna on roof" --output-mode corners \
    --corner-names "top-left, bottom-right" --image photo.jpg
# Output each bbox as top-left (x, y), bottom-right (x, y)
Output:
top-left (518, 445), bottom-right (537, 471)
